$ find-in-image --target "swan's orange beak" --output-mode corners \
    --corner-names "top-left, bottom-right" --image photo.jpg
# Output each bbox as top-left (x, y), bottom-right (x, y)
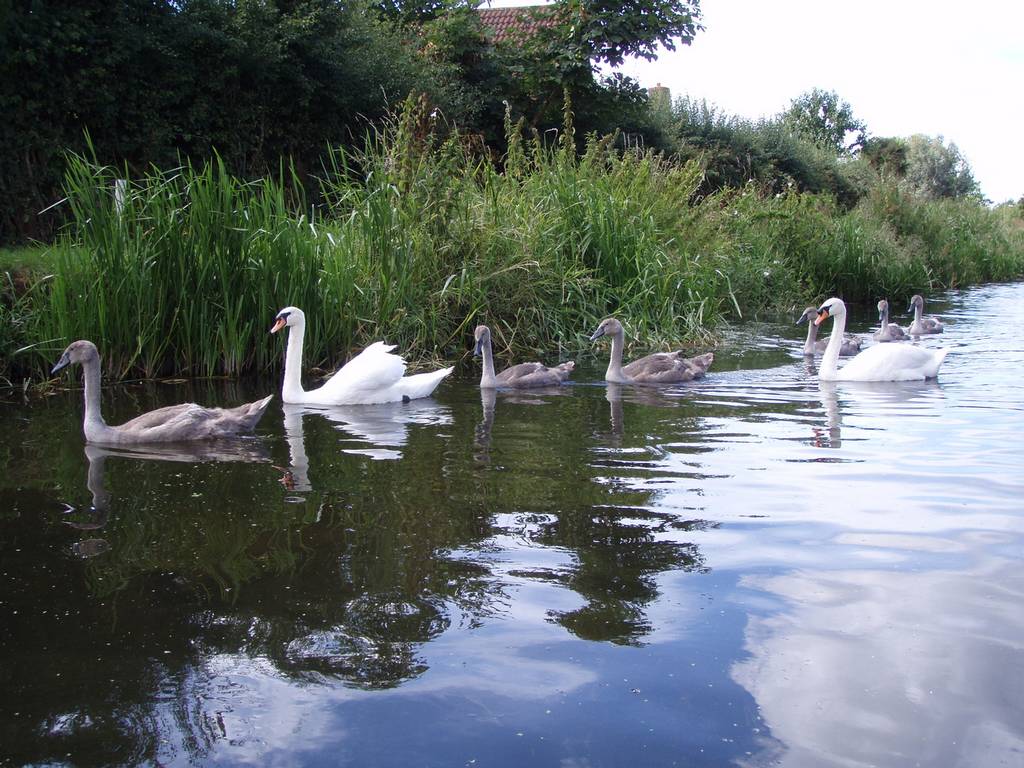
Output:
top-left (814, 308), bottom-right (829, 327)
top-left (270, 317), bottom-right (286, 334)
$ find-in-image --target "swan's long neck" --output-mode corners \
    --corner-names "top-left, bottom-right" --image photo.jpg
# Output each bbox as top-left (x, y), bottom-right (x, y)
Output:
top-left (282, 407), bottom-right (312, 491)
top-left (803, 319), bottom-right (818, 354)
top-left (80, 354), bottom-right (111, 441)
top-left (880, 305), bottom-right (890, 327)
top-left (819, 311), bottom-right (845, 380)
top-left (85, 448), bottom-right (111, 511)
top-left (913, 302), bottom-right (923, 323)
top-left (606, 330), bottom-right (629, 383)
top-left (282, 322), bottom-right (307, 401)
top-left (480, 337), bottom-right (498, 388)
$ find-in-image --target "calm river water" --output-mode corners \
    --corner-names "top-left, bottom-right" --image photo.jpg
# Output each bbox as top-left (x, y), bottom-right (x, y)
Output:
top-left (2, 283), bottom-right (1022, 767)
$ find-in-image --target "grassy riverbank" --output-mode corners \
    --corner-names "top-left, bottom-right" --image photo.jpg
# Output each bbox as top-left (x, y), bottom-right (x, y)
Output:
top-left (3, 106), bottom-right (1023, 384)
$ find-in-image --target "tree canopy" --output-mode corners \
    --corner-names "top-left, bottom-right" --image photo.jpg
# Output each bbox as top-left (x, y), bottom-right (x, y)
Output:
top-left (781, 88), bottom-right (867, 156)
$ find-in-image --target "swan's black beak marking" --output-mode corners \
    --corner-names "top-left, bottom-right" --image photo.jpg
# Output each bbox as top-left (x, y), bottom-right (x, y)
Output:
top-left (814, 308), bottom-right (830, 327)
top-left (796, 312), bottom-right (809, 325)
top-left (51, 352), bottom-right (70, 376)
top-left (270, 313), bottom-right (289, 334)
top-left (473, 338), bottom-right (482, 357)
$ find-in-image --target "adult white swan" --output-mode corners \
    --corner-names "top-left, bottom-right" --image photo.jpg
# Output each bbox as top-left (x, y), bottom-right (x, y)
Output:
top-left (270, 307), bottom-right (453, 405)
top-left (814, 298), bottom-right (948, 381)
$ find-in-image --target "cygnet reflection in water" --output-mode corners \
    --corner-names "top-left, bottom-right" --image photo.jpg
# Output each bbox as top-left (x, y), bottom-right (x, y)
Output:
top-left (65, 440), bottom-right (272, 556)
top-left (473, 385), bottom-right (575, 464)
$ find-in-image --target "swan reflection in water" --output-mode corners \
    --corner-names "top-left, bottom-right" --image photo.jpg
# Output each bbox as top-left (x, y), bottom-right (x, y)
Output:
top-left (811, 379), bottom-right (945, 450)
top-left (67, 440), bottom-right (271, 557)
top-left (282, 400), bottom-right (453, 486)
top-left (473, 386), bottom-right (575, 464)
top-left (603, 381), bottom-right (698, 442)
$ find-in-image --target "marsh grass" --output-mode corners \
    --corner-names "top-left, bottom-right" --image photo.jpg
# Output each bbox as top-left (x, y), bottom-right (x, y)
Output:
top-left (15, 98), bottom-right (1024, 381)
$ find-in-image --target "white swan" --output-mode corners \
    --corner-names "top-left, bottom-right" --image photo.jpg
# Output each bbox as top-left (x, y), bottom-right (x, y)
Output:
top-left (908, 294), bottom-right (944, 334)
top-left (270, 307), bottom-right (453, 405)
top-left (873, 299), bottom-right (907, 342)
top-left (51, 341), bottom-right (273, 444)
top-left (814, 298), bottom-right (948, 382)
top-left (796, 306), bottom-right (861, 356)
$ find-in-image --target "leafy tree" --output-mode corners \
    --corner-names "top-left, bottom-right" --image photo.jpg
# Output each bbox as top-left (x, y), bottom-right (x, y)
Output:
top-left (495, 0), bottom-right (701, 136)
top-left (668, 96), bottom-right (860, 206)
top-left (781, 88), bottom-right (867, 156)
top-left (901, 134), bottom-right (980, 200)
top-left (0, 0), bottom-right (446, 242)
top-left (861, 136), bottom-right (908, 178)
top-left (557, 0), bottom-right (703, 68)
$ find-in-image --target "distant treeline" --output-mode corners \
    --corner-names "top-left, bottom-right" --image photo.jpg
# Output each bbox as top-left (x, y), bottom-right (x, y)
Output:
top-left (3, 0), bottom-right (1015, 246)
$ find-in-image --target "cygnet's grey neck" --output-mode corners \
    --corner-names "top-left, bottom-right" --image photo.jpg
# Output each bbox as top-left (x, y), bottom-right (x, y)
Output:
top-left (479, 336), bottom-right (498, 388)
top-left (605, 329), bottom-right (630, 383)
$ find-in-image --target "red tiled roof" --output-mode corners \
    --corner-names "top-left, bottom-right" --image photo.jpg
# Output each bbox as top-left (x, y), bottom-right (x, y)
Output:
top-left (477, 6), bottom-right (556, 43)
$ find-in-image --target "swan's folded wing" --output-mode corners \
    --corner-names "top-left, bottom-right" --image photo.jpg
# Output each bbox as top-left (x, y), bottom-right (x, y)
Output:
top-left (621, 352), bottom-right (675, 378)
top-left (115, 403), bottom-right (206, 433)
top-left (318, 341), bottom-right (407, 399)
top-left (113, 403), bottom-right (212, 441)
top-left (495, 362), bottom-right (545, 384)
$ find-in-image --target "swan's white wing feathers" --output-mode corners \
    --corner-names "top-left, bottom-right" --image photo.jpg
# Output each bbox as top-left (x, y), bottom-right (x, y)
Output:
top-left (837, 343), bottom-right (947, 381)
top-left (318, 342), bottom-right (408, 399)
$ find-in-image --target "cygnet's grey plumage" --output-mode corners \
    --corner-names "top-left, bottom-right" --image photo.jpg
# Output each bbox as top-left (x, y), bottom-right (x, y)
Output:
top-left (473, 324), bottom-right (574, 388)
top-left (907, 294), bottom-right (944, 334)
top-left (52, 340), bottom-right (273, 445)
top-left (873, 299), bottom-right (908, 342)
top-left (797, 306), bottom-right (862, 356)
top-left (589, 318), bottom-right (714, 384)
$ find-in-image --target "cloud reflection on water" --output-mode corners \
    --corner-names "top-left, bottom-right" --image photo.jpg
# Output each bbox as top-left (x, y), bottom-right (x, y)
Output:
top-left (733, 554), bottom-right (1024, 767)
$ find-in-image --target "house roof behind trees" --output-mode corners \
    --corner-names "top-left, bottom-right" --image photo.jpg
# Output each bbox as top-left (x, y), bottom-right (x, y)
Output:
top-left (477, 5), bottom-right (556, 43)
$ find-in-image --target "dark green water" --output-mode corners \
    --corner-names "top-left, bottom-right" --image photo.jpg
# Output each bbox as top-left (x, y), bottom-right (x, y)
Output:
top-left (2, 284), bottom-right (1022, 767)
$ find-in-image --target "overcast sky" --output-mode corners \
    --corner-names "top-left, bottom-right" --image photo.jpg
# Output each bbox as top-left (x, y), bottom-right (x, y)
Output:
top-left (488, 0), bottom-right (1024, 203)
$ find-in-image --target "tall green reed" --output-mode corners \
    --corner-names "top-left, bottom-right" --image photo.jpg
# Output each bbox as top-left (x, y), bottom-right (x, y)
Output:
top-left (23, 96), bottom-right (1024, 381)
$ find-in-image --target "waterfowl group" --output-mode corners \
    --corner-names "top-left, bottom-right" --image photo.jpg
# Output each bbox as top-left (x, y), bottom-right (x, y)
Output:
top-left (51, 290), bottom-right (948, 445)
top-left (813, 297), bottom-right (947, 381)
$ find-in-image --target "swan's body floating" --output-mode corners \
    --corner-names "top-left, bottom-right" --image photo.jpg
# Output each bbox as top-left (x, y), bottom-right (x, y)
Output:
top-left (873, 299), bottom-right (907, 342)
top-left (473, 324), bottom-right (574, 388)
top-left (908, 294), bottom-right (944, 335)
top-left (797, 306), bottom-right (861, 356)
top-left (271, 307), bottom-right (453, 405)
top-left (815, 298), bottom-right (947, 382)
top-left (51, 341), bottom-right (272, 445)
top-left (589, 318), bottom-right (714, 384)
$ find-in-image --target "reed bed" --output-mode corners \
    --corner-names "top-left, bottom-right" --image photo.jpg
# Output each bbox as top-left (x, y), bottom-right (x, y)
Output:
top-left (9, 100), bottom-right (1024, 381)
